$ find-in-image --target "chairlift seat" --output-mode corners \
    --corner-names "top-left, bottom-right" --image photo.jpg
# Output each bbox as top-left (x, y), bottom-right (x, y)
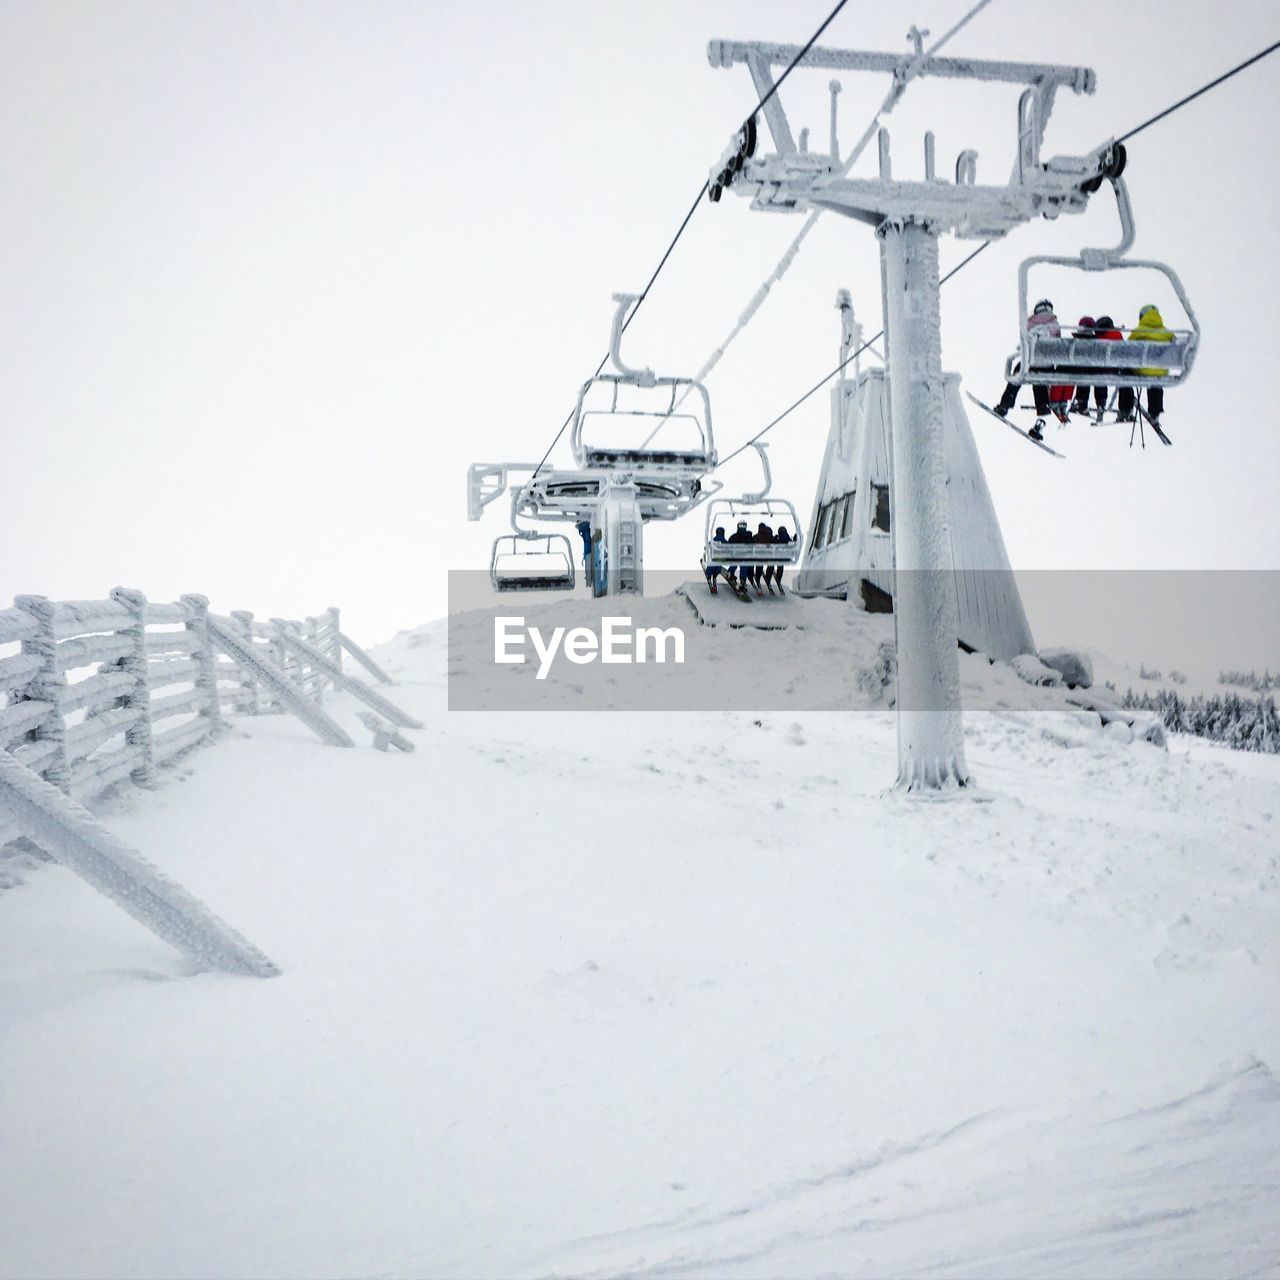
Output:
top-left (704, 540), bottom-right (800, 565)
top-left (489, 534), bottom-right (576, 594)
top-left (582, 447), bottom-right (712, 469)
top-left (492, 574), bottom-right (575, 592)
top-left (1008, 332), bottom-right (1197, 386)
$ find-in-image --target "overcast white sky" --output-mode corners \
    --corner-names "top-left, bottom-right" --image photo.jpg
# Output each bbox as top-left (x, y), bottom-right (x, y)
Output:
top-left (2, 0), bottom-right (1277, 647)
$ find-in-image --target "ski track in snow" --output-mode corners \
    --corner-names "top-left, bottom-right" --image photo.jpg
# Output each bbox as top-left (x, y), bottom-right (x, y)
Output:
top-left (1, 593), bottom-right (1278, 1279)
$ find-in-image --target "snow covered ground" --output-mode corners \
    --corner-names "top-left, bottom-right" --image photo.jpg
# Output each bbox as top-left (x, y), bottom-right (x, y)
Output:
top-left (2, 592), bottom-right (1278, 1279)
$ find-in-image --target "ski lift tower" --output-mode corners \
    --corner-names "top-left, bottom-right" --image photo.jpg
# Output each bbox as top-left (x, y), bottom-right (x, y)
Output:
top-left (709, 30), bottom-right (1120, 790)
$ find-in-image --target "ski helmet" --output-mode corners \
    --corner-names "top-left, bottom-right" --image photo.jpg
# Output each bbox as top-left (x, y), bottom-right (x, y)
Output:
top-left (1033, 298), bottom-right (1054, 316)
top-left (1077, 315), bottom-right (1095, 328)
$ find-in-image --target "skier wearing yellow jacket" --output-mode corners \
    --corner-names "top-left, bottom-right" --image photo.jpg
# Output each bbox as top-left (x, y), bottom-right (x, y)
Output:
top-left (1117, 304), bottom-right (1174, 424)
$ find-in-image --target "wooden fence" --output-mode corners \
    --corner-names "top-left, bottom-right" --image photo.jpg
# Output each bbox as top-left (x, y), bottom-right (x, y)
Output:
top-left (0, 591), bottom-right (406, 851)
top-left (0, 590), bottom-right (414, 975)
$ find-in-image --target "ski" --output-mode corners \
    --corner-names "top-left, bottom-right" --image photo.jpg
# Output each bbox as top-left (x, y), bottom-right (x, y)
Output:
top-left (1136, 402), bottom-right (1172, 446)
top-left (966, 392), bottom-right (1064, 459)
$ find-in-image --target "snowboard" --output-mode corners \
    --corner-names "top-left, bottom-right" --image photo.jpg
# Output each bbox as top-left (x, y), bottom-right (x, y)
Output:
top-left (966, 392), bottom-right (1064, 459)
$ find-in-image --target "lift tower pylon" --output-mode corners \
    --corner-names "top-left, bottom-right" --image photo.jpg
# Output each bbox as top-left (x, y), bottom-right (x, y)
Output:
top-left (710, 31), bottom-right (1117, 790)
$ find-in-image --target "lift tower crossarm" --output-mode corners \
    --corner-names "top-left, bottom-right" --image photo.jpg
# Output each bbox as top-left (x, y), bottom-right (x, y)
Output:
top-left (709, 38), bottom-right (1109, 239)
top-left (708, 40), bottom-right (1095, 94)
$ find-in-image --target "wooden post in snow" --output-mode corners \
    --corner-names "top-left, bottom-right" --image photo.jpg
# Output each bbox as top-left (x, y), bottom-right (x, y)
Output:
top-left (109, 587), bottom-right (156, 787)
top-left (180, 594), bottom-right (225, 738)
top-left (13, 595), bottom-right (70, 792)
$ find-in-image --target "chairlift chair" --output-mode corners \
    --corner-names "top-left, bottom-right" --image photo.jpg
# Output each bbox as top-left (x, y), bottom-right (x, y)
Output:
top-left (489, 533), bottom-right (576, 593)
top-left (570, 293), bottom-right (718, 476)
top-left (1005, 160), bottom-right (1201, 390)
top-left (702, 498), bottom-right (803, 567)
top-left (700, 444), bottom-right (802, 572)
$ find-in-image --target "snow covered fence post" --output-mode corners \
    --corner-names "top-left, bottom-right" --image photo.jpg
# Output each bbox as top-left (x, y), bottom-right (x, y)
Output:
top-left (270, 621), bottom-right (422, 729)
top-left (13, 594), bottom-right (70, 792)
top-left (268, 620), bottom-right (290, 703)
top-left (229, 611), bottom-right (259, 715)
top-left (0, 751), bottom-right (278, 976)
top-left (205, 615), bottom-right (355, 747)
top-left (337, 628), bottom-right (395, 686)
top-left (879, 221), bottom-right (970, 790)
top-left (327, 607), bottom-right (343, 680)
top-left (285, 619), bottom-right (314, 697)
top-left (304, 616), bottom-right (325, 700)
top-left (179, 594), bottom-right (225, 738)
top-left (108, 586), bottom-right (156, 787)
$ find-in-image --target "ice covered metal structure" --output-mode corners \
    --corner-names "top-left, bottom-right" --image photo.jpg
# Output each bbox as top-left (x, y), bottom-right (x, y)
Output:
top-left (468, 293), bottom-right (722, 597)
top-left (708, 30), bottom-right (1133, 790)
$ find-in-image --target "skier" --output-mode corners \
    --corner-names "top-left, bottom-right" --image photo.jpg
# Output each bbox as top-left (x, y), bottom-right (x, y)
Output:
top-left (754, 520), bottom-right (774, 593)
top-left (993, 299), bottom-right (1065, 441)
top-left (772, 526), bottom-right (793, 595)
top-left (1117, 304), bottom-right (1173, 425)
top-left (576, 521), bottom-right (593, 587)
top-left (704, 526), bottom-right (728, 594)
top-left (728, 520), bottom-right (759, 596)
top-left (1080, 314), bottom-right (1124, 420)
top-left (1069, 316), bottom-right (1109, 419)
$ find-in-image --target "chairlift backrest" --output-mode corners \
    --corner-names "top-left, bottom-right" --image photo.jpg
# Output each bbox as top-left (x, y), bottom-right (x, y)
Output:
top-left (571, 374), bottom-right (717, 472)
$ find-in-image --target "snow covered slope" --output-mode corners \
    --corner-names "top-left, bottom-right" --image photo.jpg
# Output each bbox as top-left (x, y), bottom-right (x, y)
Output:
top-left (2, 594), bottom-right (1278, 1279)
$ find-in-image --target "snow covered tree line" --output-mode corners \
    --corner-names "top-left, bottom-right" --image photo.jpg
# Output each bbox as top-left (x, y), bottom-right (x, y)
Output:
top-left (1121, 686), bottom-right (1278, 754)
top-left (1218, 668), bottom-right (1278, 692)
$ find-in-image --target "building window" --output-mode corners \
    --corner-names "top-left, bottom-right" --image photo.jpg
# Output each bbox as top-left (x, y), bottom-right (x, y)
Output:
top-left (832, 495), bottom-right (850, 543)
top-left (808, 509), bottom-right (822, 551)
top-left (817, 502), bottom-right (835, 549)
top-left (842, 488), bottom-right (857, 539)
top-left (871, 484), bottom-right (890, 533)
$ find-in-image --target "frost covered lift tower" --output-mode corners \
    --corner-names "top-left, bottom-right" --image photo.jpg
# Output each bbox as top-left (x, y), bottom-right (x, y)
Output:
top-left (710, 32), bottom-right (1117, 790)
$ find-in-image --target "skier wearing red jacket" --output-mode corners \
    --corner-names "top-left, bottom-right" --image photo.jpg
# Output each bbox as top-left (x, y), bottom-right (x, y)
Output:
top-left (1071, 315), bottom-right (1122, 419)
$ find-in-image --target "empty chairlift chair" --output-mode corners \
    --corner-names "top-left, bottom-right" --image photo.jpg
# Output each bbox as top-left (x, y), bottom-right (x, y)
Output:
top-left (569, 293), bottom-right (718, 480)
top-left (489, 534), bottom-right (576, 593)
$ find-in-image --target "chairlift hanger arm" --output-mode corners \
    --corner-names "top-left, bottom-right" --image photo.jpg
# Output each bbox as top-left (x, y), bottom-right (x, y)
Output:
top-left (741, 441), bottom-right (773, 503)
top-left (609, 292), bottom-right (657, 387)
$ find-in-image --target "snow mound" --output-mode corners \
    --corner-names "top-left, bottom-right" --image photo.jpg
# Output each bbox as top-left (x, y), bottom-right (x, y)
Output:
top-left (1040, 644), bottom-right (1094, 688)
